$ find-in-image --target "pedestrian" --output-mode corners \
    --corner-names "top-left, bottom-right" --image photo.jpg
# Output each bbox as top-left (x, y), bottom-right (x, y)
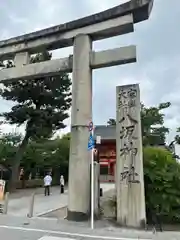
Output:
top-left (44, 172), bottom-right (52, 196)
top-left (60, 175), bottom-right (65, 194)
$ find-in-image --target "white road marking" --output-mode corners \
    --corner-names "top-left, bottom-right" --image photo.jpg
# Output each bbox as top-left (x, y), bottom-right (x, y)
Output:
top-left (39, 237), bottom-right (75, 240)
top-left (0, 225), bottom-right (152, 240)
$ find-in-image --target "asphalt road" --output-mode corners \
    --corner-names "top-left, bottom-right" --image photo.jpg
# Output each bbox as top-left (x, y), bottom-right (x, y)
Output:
top-left (0, 226), bottom-right (149, 240)
top-left (1, 215), bottom-right (180, 240)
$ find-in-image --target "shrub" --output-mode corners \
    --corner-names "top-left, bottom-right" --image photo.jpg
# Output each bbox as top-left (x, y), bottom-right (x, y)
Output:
top-left (106, 147), bottom-right (180, 224)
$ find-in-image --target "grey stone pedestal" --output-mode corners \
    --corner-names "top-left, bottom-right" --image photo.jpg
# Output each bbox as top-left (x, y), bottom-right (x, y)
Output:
top-left (116, 84), bottom-right (146, 228)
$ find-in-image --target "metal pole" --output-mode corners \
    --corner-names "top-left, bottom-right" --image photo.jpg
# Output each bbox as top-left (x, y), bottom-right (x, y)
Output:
top-left (3, 192), bottom-right (9, 214)
top-left (28, 192), bottom-right (35, 218)
top-left (91, 129), bottom-right (94, 229)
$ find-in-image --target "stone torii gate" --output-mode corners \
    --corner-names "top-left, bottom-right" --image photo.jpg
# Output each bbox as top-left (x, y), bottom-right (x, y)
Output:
top-left (0, 0), bottom-right (153, 222)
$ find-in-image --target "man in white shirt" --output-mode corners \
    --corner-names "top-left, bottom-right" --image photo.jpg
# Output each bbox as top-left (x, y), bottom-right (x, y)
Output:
top-left (44, 173), bottom-right (52, 196)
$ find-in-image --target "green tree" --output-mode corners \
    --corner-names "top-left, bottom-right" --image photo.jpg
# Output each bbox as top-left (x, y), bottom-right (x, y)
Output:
top-left (107, 146), bottom-right (180, 223)
top-left (0, 132), bottom-right (22, 146)
top-left (141, 102), bottom-right (170, 146)
top-left (20, 133), bottom-right (70, 181)
top-left (107, 102), bottom-right (170, 146)
top-left (144, 147), bottom-right (180, 223)
top-left (54, 133), bottom-right (70, 166)
top-left (0, 52), bottom-right (71, 189)
top-left (0, 133), bottom-right (21, 166)
top-left (174, 127), bottom-right (180, 145)
top-left (51, 133), bottom-right (70, 181)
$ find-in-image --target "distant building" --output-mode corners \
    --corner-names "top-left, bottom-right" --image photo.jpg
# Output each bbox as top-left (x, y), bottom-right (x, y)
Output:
top-left (94, 125), bottom-right (116, 182)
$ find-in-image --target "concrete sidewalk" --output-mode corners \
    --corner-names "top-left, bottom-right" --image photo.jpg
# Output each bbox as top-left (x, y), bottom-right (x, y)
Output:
top-left (6, 183), bottom-right (115, 217)
top-left (8, 187), bottom-right (67, 217)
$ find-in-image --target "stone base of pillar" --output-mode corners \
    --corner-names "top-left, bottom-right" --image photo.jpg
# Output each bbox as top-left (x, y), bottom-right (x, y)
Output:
top-left (67, 210), bottom-right (101, 222)
top-left (67, 162), bottom-right (100, 222)
top-left (117, 182), bottom-right (146, 228)
top-left (67, 210), bottom-right (89, 221)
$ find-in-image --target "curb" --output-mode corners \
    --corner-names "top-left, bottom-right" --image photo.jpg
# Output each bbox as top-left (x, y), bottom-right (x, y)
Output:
top-left (36, 207), bottom-right (63, 217)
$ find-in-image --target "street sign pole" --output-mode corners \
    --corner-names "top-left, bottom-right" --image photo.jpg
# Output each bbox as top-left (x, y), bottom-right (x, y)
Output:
top-left (91, 128), bottom-right (94, 230)
top-left (87, 121), bottom-right (94, 229)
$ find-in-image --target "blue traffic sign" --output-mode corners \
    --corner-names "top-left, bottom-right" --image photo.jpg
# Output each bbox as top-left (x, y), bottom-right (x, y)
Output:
top-left (88, 132), bottom-right (95, 151)
top-left (88, 121), bottom-right (93, 132)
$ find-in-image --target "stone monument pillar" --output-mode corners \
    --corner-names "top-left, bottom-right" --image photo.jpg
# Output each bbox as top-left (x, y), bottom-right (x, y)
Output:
top-left (116, 84), bottom-right (146, 228)
top-left (67, 34), bottom-right (92, 221)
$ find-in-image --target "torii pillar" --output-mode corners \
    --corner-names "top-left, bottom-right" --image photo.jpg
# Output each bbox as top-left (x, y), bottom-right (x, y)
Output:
top-left (67, 34), bottom-right (92, 221)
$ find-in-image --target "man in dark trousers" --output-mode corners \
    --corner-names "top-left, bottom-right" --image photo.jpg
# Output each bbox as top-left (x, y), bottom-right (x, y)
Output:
top-left (43, 172), bottom-right (52, 196)
top-left (60, 175), bottom-right (65, 194)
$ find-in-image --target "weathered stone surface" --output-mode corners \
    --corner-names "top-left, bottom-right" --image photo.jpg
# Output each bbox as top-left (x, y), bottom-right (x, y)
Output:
top-left (0, 45), bottom-right (136, 82)
top-left (0, 0), bottom-right (153, 59)
top-left (0, 0), bottom-right (153, 47)
top-left (0, 57), bottom-right (72, 82)
top-left (67, 35), bottom-right (92, 221)
top-left (91, 45), bottom-right (136, 69)
top-left (0, 15), bottom-right (134, 60)
top-left (116, 84), bottom-right (146, 228)
top-left (14, 52), bottom-right (30, 66)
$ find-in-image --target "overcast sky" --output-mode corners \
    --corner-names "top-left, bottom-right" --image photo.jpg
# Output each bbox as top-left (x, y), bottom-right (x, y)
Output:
top-left (0, 0), bottom-right (179, 145)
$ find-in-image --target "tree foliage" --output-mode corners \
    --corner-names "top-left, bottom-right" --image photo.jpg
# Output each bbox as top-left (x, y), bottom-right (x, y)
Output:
top-left (1, 53), bottom-right (71, 139)
top-left (174, 127), bottom-right (180, 145)
top-left (0, 133), bottom-right (21, 166)
top-left (0, 132), bottom-right (70, 180)
top-left (22, 133), bottom-right (70, 170)
top-left (0, 51), bottom-right (72, 186)
top-left (141, 102), bottom-right (170, 146)
top-left (144, 147), bottom-right (180, 223)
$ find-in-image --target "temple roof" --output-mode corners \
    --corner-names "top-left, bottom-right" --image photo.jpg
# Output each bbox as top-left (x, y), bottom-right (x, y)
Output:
top-left (94, 125), bottom-right (116, 140)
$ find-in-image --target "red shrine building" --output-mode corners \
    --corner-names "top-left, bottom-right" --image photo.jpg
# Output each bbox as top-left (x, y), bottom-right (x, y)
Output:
top-left (94, 125), bottom-right (116, 182)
